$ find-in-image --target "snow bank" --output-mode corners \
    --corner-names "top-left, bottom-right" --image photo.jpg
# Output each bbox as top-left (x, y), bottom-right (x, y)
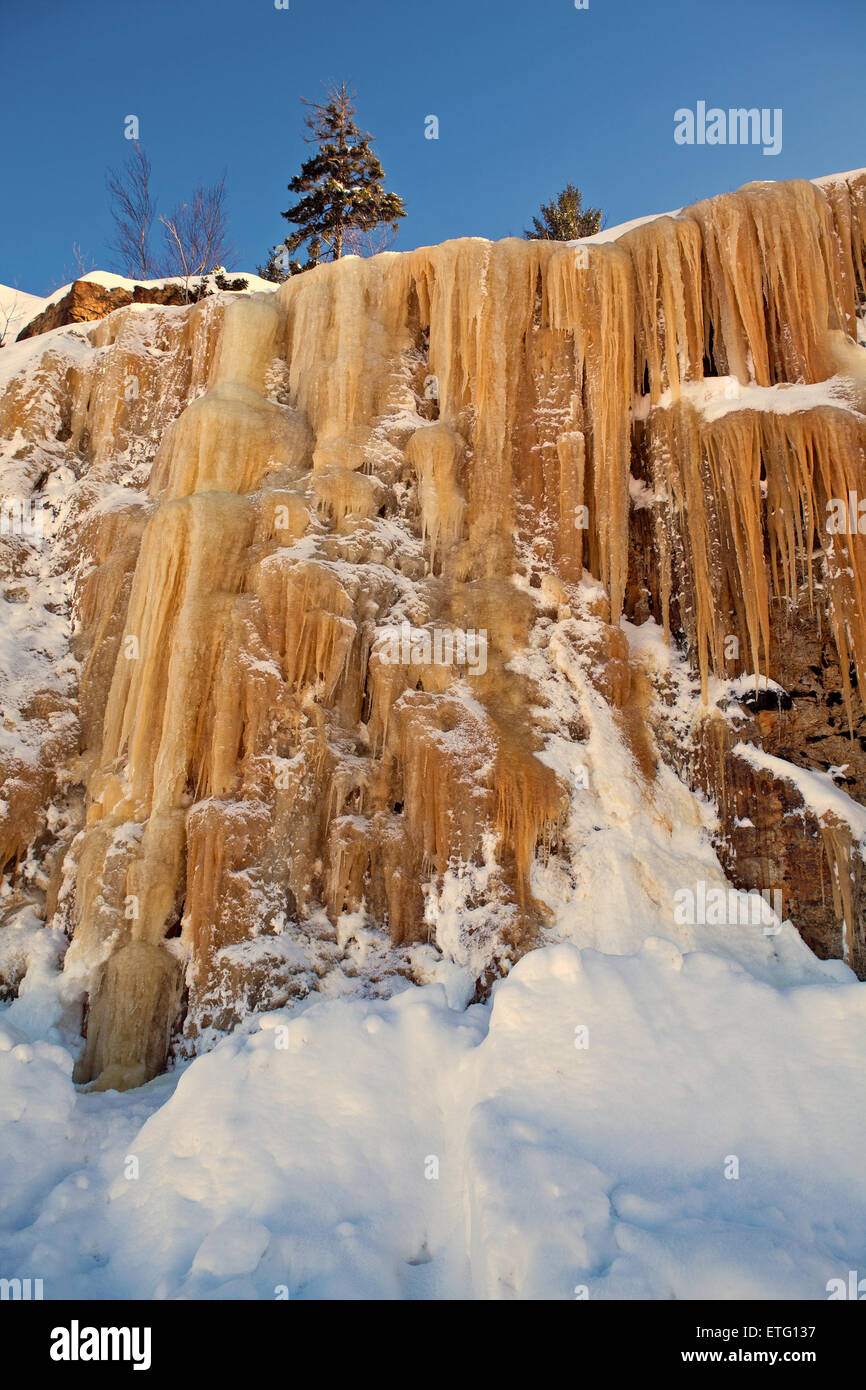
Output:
top-left (1, 930), bottom-right (863, 1300)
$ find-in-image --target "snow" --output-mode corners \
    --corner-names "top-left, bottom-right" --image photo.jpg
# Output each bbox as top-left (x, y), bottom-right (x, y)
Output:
top-left (726, 673), bottom-right (789, 701)
top-left (575, 209), bottom-right (679, 247)
top-left (734, 741), bottom-right (866, 848)
top-left (812, 167), bottom-right (866, 188)
top-left (628, 473), bottom-right (656, 509)
top-left (0, 315), bottom-right (92, 396)
top-left (0, 284), bottom-right (45, 344)
top-left (637, 374), bottom-right (860, 423)
top-left (1, 929), bottom-right (863, 1300)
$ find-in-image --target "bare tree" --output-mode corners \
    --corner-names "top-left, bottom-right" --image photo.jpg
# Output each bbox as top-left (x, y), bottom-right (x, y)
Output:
top-left (348, 223), bottom-right (398, 258)
top-left (0, 287), bottom-right (21, 348)
top-left (106, 143), bottom-right (158, 279)
top-left (105, 148), bottom-right (236, 295)
top-left (159, 175), bottom-right (236, 298)
top-left (71, 242), bottom-right (97, 278)
top-left (49, 242), bottom-right (98, 292)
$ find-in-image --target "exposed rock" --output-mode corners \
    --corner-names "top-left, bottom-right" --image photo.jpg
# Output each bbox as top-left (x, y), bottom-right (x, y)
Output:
top-left (645, 589), bottom-right (866, 975)
top-left (16, 278), bottom-right (188, 340)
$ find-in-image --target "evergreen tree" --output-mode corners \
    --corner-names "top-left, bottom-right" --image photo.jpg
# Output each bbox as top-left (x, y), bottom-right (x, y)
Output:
top-left (280, 82), bottom-right (406, 265)
top-left (257, 237), bottom-right (323, 282)
top-left (524, 183), bottom-right (603, 241)
top-left (256, 246), bottom-right (297, 282)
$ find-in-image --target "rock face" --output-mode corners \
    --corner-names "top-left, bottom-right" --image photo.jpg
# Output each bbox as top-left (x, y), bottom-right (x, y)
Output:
top-left (15, 278), bottom-right (188, 340)
top-left (1, 172), bottom-right (866, 1090)
top-left (701, 604), bottom-right (866, 977)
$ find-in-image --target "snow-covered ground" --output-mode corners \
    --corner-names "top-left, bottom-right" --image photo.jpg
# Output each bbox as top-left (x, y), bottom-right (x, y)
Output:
top-left (2, 911), bottom-right (863, 1300)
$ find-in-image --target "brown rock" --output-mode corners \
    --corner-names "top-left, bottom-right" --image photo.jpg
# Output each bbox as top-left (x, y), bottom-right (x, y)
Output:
top-left (16, 278), bottom-right (187, 341)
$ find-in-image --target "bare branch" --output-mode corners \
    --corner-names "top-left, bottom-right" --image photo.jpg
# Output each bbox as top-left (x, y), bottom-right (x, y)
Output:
top-left (158, 215), bottom-right (195, 302)
top-left (71, 242), bottom-right (97, 278)
top-left (105, 143), bottom-right (159, 279)
top-left (344, 223), bottom-right (398, 258)
top-left (0, 286), bottom-right (21, 348)
top-left (160, 175), bottom-right (236, 294)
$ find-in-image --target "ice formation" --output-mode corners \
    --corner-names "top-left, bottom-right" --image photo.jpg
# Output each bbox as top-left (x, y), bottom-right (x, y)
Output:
top-left (1, 171), bottom-right (866, 1089)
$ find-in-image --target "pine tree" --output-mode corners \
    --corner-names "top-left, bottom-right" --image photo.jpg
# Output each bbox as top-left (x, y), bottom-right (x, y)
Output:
top-left (257, 237), bottom-right (323, 282)
top-left (280, 82), bottom-right (406, 265)
top-left (256, 246), bottom-right (297, 282)
top-left (524, 183), bottom-right (603, 241)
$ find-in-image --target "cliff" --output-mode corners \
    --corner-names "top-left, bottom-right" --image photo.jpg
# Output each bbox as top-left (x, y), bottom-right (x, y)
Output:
top-left (1, 170), bottom-right (865, 1090)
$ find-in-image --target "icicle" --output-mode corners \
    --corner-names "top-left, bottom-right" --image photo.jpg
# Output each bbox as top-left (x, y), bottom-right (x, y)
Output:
top-left (621, 213), bottom-right (704, 402)
top-left (40, 169), bottom-right (866, 1087)
top-left (406, 422), bottom-right (466, 571)
top-left (821, 818), bottom-right (858, 965)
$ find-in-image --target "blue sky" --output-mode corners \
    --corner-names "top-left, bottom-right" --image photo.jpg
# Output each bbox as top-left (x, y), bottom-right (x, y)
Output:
top-left (3, 0), bottom-right (865, 295)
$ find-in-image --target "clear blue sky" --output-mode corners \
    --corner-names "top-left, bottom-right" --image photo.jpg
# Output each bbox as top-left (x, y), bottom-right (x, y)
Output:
top-left (3, 0), bottom-right (865, 295)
